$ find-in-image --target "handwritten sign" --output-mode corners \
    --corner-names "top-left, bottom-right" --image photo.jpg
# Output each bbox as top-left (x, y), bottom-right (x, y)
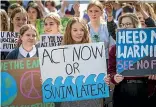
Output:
top-left (40, 34), bottom-right (63, 47)
top-left (38, 42), bottom-right (109, 102)
top-left (116, 28), bottom-right (156, 76)
top-left (0, 32), bottom-right (19, 52)
top-left (0, 58), bottom-right (56, 107)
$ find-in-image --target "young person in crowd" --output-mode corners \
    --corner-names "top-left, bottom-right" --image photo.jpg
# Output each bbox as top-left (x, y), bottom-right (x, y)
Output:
top-left (10, 7), bottom-right (28, 33)
top-left (108, 13), bottom-right (156, 107)
top-left (61, 17), bottom-right (110, 107)
top-left (87, 0), bottom-right (115, 62)
top-left (44, 0), bottom-right (57, 12)
top-left (26, 1), bottom-right (50, 35)
top-left (43, 12), bottom-right (61, 35)
top-left (6, 24), bottom-right (38, 60)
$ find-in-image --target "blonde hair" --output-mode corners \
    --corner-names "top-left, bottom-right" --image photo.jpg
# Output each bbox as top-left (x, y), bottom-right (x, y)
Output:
top-left (87, 0), bottom-right (103, 12)
top-left (63, 17), bottom-right (91, 45)
top-left (118, 13), bottom-right (140, 28)
top-left (87, 0), bottom-right (105, 23)
top-left (10, 7), bottom-right (28, 32)
top-left (17, 24), bottom-right (38, 47)
top-left (141, 3), bottom-right (156, 20)
top-left (44, 12), bottom-right (61, 33)
top-left (0, 9), bottom-right (10, 31)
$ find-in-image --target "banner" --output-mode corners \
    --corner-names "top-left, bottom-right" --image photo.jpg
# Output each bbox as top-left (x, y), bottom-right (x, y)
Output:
top-left (0, 58), bottom-right (57, 107)
top-left (0, 32), bottom-right (19, 52)
top-left (40, 34), bottom-right (63, 47)
top-left (116, 28), bottom-right (156, 76)
top-left (38, 42), bottom-right (109, 102)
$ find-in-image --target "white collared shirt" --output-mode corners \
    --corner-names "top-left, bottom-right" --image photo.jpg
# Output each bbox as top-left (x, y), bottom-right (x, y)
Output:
top-left (19, 45), bottom-right (37, 58)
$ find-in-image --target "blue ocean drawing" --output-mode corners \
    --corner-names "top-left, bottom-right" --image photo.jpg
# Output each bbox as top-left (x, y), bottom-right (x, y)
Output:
top-left (42, 73), bottom-right (109, 102)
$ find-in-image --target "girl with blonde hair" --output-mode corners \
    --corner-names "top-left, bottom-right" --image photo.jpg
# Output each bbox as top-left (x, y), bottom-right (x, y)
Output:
top-left (43, 12), bottom-right (61, 35)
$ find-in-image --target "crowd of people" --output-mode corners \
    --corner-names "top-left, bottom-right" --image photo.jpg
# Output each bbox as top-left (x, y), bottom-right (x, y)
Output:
top-left (1, 0), bottom-right (156, 107)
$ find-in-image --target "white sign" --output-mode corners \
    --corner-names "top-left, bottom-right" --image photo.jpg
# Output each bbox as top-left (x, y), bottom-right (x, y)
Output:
top-left (38, 42), bottom-right (109, 102)
top-left (40, 34), bottom-right (63, 47)
top-left (0, 32), bottom-right (19, 52)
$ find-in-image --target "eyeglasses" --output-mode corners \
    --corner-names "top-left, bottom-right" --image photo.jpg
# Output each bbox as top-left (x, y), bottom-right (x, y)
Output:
top-left (120, 22), bottom-right (133, 28)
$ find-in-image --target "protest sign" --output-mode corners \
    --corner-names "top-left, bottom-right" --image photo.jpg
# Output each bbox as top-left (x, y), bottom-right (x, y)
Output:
top-left (0, 32), bottom-right (19, 52)
top-left (38, 42), bottom-right (109, 102)
top-left (40, 34), bottom-right (63, 47)
top-left (116, 28), bottom-right (156, 76)
top-left (1, 58), bottom-right (57, 107)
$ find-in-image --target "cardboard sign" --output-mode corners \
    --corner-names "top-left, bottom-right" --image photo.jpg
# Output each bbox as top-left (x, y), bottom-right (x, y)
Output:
top-left (0, 32), bottom-right (19, 52)
top-left (116, 28), bottom-right (156, 76)
top-left (40, 34), bottom-right (63, 47)
top-left (38, 42), bottom-right (109, 102)
top-left (1, 58), bottom-right (56, 107)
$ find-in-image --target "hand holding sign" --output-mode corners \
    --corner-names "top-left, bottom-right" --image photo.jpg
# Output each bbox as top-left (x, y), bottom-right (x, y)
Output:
top-left (114, 74), bottom-right (124, 84)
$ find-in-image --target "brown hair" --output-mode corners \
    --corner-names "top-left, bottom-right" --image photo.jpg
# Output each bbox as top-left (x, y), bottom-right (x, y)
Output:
top-left (44, 12), bottom-right (61, 32)
top-left (17, 24), bottom-right (38, 47)
top-left (63, 17), bottom-right (91, 45)
top-left (8, 3), bottom-right (21, 17)
top-left (118, 13), bottom-right (140, 28)
top-left (0, 9), bottom-right (10, 31)
top-left (87, 0), bottom-right (103, 12)
top-left (10, 7), bottom-right (28, 32)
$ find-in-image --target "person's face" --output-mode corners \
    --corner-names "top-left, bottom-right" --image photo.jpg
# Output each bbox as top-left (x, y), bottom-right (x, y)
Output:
top-left (71, 22), bottom-right (85, 43)
top-left (87, 5), bottom-right (102, 22)
top-left (21, 28), bottom-right (37, 46)
top-left (27, 7), bottom-right (38, 22)
top-left (44, 18), bottom-right (59, 34)
top-left (12, 12), bottom-right (27, 31)
top-left (120, 17), bottom-right (134, 29)
top-left (136, 12), bottom-right (146, 28)
top-left (45, 2), bottom-right (53, 11)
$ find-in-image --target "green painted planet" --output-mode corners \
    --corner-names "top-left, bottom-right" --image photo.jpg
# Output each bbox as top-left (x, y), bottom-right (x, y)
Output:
top-left (1, 72), bottom-right (18, 106)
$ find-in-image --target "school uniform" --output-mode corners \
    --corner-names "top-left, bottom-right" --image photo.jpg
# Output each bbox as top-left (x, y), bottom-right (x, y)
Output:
top-left (6, 45), bottom-right (38, 60)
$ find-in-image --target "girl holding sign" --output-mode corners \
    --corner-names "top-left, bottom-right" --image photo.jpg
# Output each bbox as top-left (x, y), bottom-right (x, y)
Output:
top-left (61, 17), bottom-right (110, 107)
top-left (108, 13), bottom-right (156, 107)
top-left (6, 24), bottom-right (38, 60)
top-left (10, 7), bottom-right (28, 33)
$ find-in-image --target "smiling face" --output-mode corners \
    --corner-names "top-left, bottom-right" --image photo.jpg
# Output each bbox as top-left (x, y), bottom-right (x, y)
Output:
top-left (12, 12), bottom-right (27, 32)
top-left (44, 17), bottom-right (59, 34)
top-left (87, 5), bottom-right (102, 22)
top-left (20, 28), bottom-right (37, 47)
top-left (71, 22), bottom-right (85, 43)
